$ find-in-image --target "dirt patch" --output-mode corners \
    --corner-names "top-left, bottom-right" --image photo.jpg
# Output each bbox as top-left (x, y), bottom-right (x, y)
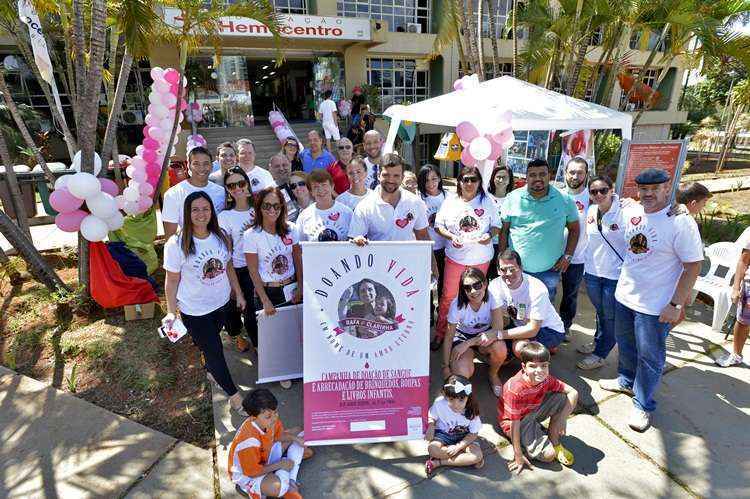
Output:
top-left (0, 250), bottom-right (213, 448)
top-left (707, 190), bottom-right (750, 217)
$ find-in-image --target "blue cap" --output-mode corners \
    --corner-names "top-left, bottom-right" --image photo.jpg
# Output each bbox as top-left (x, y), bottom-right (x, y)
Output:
top-left (634, 168), bottom-right (670, 185)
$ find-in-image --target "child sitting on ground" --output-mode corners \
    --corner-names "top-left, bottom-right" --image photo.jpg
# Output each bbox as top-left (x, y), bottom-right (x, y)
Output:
top-left (424, 374), bottom-right (484, 477)
top-left (498, 341), bottom-right (578, 474)
top-left (228, 388), bottom-right (312, 498)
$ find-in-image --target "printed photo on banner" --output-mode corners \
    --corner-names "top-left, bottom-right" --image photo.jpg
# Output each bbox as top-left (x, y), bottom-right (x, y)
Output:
top-left (302, 242), bottom-right (431, 446)
top-left (506, 130), bottom-right (551, 177)
top-left (554, 129), bottom-right (596, 183)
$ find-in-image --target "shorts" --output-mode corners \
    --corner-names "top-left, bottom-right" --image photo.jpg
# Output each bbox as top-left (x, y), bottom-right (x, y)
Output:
top-left (507, 392), bottom-right (568, 460)
top-left (534, 326), bottom-right (565, 350)
top-left (737, 280), bottom-right (750, 326)
top-left (322, 121), bottom-right (340, 140)
top-left (433, 429), bottom-right (468, 446)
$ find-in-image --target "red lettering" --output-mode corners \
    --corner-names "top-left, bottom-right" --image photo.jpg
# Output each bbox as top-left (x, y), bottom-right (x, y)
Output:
top-left (235, 23), bottom-right (247, 33)
top-left (305, 27), bottom-right (317, 35)
top-left (294, 26), bottom-right (305, 34)
top-left (219, 20), bottom-right (234, 32)
top-left (387, 260), bottom-right (397, 272)
top-left (332, 27), bottom-right (343, 36)
top-left (248, 24), bottom-right (270, 34)
top-left (281, 26), bottom-right (293, 34)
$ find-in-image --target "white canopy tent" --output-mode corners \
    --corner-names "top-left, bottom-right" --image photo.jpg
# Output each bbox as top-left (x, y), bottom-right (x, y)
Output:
top-left (382, 76), bottom-right (632, 156)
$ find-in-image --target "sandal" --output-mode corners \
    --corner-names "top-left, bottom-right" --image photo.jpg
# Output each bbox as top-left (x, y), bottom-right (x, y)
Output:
top-left (554, 444), bottom-right (574, 466)
top-left (425, 458), bottom-right (438, 478)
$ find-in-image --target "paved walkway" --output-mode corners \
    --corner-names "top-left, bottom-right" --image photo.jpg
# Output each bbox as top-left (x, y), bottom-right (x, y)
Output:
top-left (698, 175), bottom-right (750, 193)
top-left (212, 296), bottom-right (750, 498)
top-left (0, 366), bottom-right (213, 499)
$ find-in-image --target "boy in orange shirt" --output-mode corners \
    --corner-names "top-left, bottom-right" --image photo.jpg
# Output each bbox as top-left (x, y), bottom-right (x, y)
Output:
top-left (228, 388), bottom-right (311, 498)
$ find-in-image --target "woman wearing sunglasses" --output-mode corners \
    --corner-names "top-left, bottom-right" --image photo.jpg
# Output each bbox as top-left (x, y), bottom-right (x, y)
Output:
top-left (289, 171), bottom-right (313, 214)
top-left (218, 167), bottom-right (258, 353)
top-left (281, 137), bottom-right (303, 172)
top-left (434, 165), bottom-right (501, 349)
top-left (443, 267), bottom-right (506, 397)
top-left (577, 175), bottom-right (627, 370)
top-left (326, 137), bottom-right (353, 194)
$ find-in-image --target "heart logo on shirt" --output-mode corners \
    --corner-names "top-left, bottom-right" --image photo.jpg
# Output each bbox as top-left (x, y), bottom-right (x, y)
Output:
top-left (587, 216), bottom-right (595, 224)
top-left (630, 216), bottom-right (642, 226)
top-left (281, 235), bottom-right (293, 245)
top-left (328, 212), bottom-right (340, 221)
top-left (576, 200), bottom-right (584, 212)
top-left (474, 208), bottom-right (485, 217)
top-left (395, 217), bottom-right (410, 229)
top-left (610, 224), bottom-right (620, 231)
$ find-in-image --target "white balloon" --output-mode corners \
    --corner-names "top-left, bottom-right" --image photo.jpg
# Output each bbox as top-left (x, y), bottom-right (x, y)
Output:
top-left (469, 136), bottom-right (492, 161)
top-left (80, 215), bottom-right (109, 242)
top-left (125, 165), bottom-right (136, 177)
top-left (149, 92), bottom-right (162, 105)
top-left (123, 186), bottom-right (140, 202)
top-left (161, 93), bottom-right (177, 107)
top-left (145, 113), bottom-right (156, 125)
top-left (104, 211), bottom-right (124, 231)
top-left (159, 118), bottom-right (173, 130)
top-left (115, 194), bottom-right (127, 209)
top-left (148, 127), bottom-right (166, 142)
top-left (150, 104), bottom-right (169, 119)
top-left (153, 80), bottom-right (170, 94)
top-left (54, 174), bottom-right (71, 190)
top-left (87, 192), bottom-right (118, 219)
top-left (72, 150), bottom-right (102, 176)
top-left (123, 201), bottom-right (140, 215)
top-left (67, 172), bottom-right (101, 199)
top-left (135, 145), bottom-right (145, 156)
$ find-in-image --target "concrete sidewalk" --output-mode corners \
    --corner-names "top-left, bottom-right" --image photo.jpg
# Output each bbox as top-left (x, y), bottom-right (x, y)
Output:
top-left (697, 175), bottom-right (750, 193)
top-left (0, 366), bottom-right (213, 499)
top-left (212, 296), bottom-right (750, 498)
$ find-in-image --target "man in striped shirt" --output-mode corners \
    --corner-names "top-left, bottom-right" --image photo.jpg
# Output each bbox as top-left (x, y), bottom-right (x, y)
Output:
top-left (498, 342), bottom-right (578, 474)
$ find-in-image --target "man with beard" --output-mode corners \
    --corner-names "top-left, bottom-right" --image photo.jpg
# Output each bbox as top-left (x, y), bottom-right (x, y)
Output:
top-left (162, 146), bottom-right (226, 240)
top-left (499, 159), bottom-right (580, 303)
top-left (599, 168), bottom-right (702, 432)
top-left (363, 130), bottom-right (383, 189)
top-left (559, 157), bottom-right (590, 341)
top-left (349, 153), bottom-right (438, 276)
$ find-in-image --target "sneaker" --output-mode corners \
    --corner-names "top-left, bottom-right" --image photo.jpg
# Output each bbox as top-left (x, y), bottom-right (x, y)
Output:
top-left (577, 341), bottom-right (596, 354)
top-left (628, 407), bottom-right (651, 432)
top-left (235, 336), bottom-right (251, 352)
top-left (599, 378), bottom-right (634, 396)
top-left (563, 328), bottom-right (571, 343)
top-left (715, 352), bottom-right (744, 367)
top-left (577, 354), bottom-right (605, 370)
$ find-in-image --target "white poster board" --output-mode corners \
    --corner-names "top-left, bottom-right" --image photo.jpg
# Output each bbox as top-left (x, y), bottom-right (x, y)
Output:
top-left (256, 304), bottom-right (303, 383)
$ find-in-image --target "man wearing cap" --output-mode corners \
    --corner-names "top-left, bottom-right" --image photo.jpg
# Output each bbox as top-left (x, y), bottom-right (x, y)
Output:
top-left (599, 168), bottom-right (703, 432)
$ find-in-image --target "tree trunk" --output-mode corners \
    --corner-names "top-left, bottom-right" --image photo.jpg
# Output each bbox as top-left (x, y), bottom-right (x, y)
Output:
top-left (544, 40), bottom-right (560, 89)
top-left (454, 0), bottom-right (470, 75)
top-left (101, 49), bottom-right (134, 169)
top-left (566, 21), bottom-right (592, 96)
top-left (0, 130), bottom-right (31, 237)
top-left (716, 104), bottom-right (746, 172)
top-left (0, 72), bottom-right (56, 185)
top-left (485, 0), bottom-right (499, 78)
top-left (460, 2), bottom-right (477, 76)
top-left (512, 0), bottom-right (518, 77)
top-left (474, 0), bottom-right (484, 80)
top-left (0, 209), bottom-right (67, 291)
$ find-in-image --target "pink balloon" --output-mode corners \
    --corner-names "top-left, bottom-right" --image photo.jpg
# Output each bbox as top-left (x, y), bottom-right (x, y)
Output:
top-left (456, 121), bottom-right (479, 142)
top-left (461, 147), bottom-right (477, 166)
top-left (153, 79), bottom-right (170, 94)
top-left (271, 120), bottom-right (284, 129)
top-left (453, 80), bottom-right (463, 91)
top-left (143, 137), bottom-right (160, 150)
top-left (137, 196), bottom-right (153, 211)
top-left (50, 187), bottom-right (84, 214)
top-left (492, 128), bottom-right (515, 149)
top-left (132, 168), bottom-right (147, 183)
top-left (143, 149), bottom-right (157, 163)
top-left (142, 126), bottom-right (151, 139)
top-left (99, 178), bottom-right (119, 197)
top-left (164, 69), bottom-right (180, 85)
top-left (139, 182), bottom-right (155, 196)
top-left (55, 210), bottom-right (88, 232)
top-left (488, 137), bottom-right (502, 161)
top-left (144, 113), bottom-right (156, 125)
top-left (179, 100), bottom-right (188, 111)
top-left (170, 83), bottom-right (180, 95)
top-left (146, 163), bottom-right (161, 176)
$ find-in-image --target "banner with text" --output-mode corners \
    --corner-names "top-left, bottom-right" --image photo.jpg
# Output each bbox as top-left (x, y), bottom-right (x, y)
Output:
top-left (302, 241), bottom-right (431, 446)
top-left (616, 139), bottom-right (688, 201)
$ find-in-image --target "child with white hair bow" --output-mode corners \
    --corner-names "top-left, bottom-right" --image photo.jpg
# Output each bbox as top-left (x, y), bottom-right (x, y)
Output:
top-left (424, 374), bottom-right (484, 477)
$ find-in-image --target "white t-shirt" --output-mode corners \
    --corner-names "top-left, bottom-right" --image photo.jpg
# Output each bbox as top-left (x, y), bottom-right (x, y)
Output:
top-left (738, 227), bottom-right (750, 280)
top-left (243, 223), bottom-right (299, 283)
top-left (489, 274), bottom-right (565, 333)
top-left (348, 187), bottom-right (428, 241)
top-left (318, 99), bottom-right (338, 125)
top-left (296, 201), bottom-right (353, 242)
top-left (615, 205), bottom-right (704, 315)
top-left (162, 233), bottom-right (231, 316)
top-left (490, 194), bottom-right (506, 244)
top-left (567, 189), bottom-right (589, 264)
top-left (428, 396), bottom-right (482, 435)
top-left (447, 295), bottom-right (499, 344)
top-left (162, 180), bottom-right (226, 227)
top-left (218, 208), bottom-right (255, 268)
top-left (337, 189), bottom-right (371, 211)
top-left (423, 192), bottom-right (447, 251)
top-left (584, 199), bottom-right (627, 280)
top-left (435, 194), bottom-right (501, 265)
top-left (364, 157), bottom-right (380, 189)
top-left (245, 166), bottom-right (277, 194)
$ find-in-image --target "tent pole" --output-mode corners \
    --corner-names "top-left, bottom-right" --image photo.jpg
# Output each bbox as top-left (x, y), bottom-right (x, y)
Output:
top-left (384, 116), bottom-right (402, 154)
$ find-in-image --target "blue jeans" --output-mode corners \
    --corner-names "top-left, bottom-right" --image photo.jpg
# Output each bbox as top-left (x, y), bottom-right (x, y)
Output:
top-left (560, 263), bottom-right (585, 331)
top-left (527, 268), bottom-right (561, 304)
top-left (583, 273), bottom-right (618, 359)
top-left (614, 300), bottom-right (669, 413)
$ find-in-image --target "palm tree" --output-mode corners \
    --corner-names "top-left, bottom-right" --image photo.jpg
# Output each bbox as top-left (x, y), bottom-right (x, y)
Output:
top-left (431, 0), bottom-right (471, 74)
top-left (716, 79), bottom-right (750, 172)
top-left (152, 0), bottom-right (283, 198)
top-left (511, 0), bottom-right (519, 77)
top-left (485, 0), bottom-right (500, 78)
top-left (0, 127), bottom-right (30, 237)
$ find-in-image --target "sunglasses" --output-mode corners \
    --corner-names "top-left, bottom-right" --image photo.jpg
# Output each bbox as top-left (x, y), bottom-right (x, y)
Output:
top-left (261, 202), bottom-right (282, 212)
top-left (589, 187), bottom-right (610, 196)
top-left (291, 181), bottom-right (307, 188)
top-left (338, 145), bottom-right (352, 150)
top-left (285, 142), bottom-right (298, 148)
top-left (460, 176), bottom-right (480, 184)
top-left (226, 180), bottom-right (248, 190)
top-left (462, 281), bottom-right (484, 292)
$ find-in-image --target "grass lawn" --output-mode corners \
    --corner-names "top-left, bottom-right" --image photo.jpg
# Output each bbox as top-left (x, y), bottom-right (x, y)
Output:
top-left (0, 248), bottom-right (213, 448)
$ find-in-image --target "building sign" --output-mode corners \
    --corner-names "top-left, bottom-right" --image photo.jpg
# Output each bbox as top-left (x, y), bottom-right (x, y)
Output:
top-left (616, 140), bottom-right (688, 201)
top-left (301, 242), bottom-right (431, 446)
top-left (164, 8), bottom-right (371, 41)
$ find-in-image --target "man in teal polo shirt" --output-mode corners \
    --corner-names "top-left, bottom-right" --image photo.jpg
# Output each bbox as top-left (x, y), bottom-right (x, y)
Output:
top-left (499, 158), bottom-right (580, 303)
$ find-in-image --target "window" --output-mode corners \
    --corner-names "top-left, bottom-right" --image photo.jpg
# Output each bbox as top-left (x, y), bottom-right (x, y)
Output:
top-left (458, 62), bottom-right (513, 79)
top-left (619, 68), bottom-right (661, 111)
top-left (478, 0), bottom-right (524, 39)
top-left (367, 57), bottom-right (429, 112)
top-left (338, 0), bottom-right (431, 33)
top-left (272, 0), bottom-right (306, 14)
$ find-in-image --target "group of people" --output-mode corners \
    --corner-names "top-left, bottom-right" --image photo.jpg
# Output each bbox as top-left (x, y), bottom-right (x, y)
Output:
top-left (157, 124), bottom-right (748, 496)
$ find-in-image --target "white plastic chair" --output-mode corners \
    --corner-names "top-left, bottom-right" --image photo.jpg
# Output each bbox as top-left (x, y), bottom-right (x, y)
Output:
top-left (690, 241), bottom-right (741, 332)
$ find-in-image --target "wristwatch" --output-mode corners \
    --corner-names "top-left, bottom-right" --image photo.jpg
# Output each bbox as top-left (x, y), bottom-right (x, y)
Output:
top-left (563, 254), bottom-right (573, 262)
top-left (669, 301), bottom-right (683, 310)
